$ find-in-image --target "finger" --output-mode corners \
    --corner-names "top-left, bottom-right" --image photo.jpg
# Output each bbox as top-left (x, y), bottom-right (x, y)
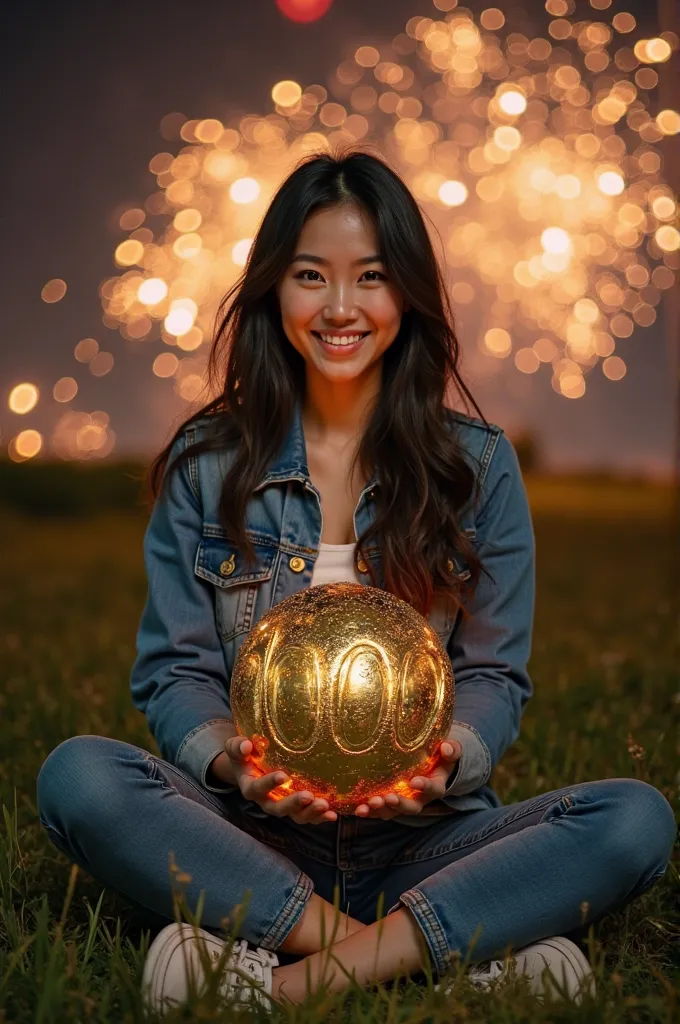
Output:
top-left (225, 736), bottom-right (253, 762)
top-left (409, 777), bottom-right (444, 800)
top-left (305, 804), bottom-right (338, 824)
top-left (440, 740), bottom-right (462, 762)
top-left (354, 798), bottom-right (399, 819)
top-left (289, 792), bottom-right (322, 823)
top-left (379, 791), bottom-right (427, 815)
top-left (305, 805), bottom-right (337, 824)
top-left (355, 794), bottom-right (399, 816)
top-left (300, 804), bottom-right (337, 824)
top-left (410, 768), bottom-right (447, 787)
top-left (282, 794), bottom-right (332, 824)
top-left (269, 790), bottom-right (310, 819)
top-left (303, 797), bottom-right (332, 823)
top-left (411, 761), bottom-right (451, 788)
top-left (247, 770), bottom-right (288, 801)
top-left (399, 794), bottom-right (427, 814)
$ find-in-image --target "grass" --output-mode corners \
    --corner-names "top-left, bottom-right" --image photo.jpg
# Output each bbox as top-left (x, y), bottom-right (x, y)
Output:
top-left (0, 474), bottom-right (678, 1021)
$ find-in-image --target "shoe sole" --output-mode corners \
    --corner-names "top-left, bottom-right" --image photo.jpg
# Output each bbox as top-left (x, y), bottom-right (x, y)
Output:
top-left (437, 937), bottom-right (595, 1002)
top-left (142, 922), bottom-right (224, 1013)
top-left (526, 936), bottom-right (595, 1000)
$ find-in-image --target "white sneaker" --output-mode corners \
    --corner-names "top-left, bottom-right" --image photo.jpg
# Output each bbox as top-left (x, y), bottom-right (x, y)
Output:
top-left (142, 921), bottom-right (279, 1015)
top-left (467, 935), bottom-right (595, 1002)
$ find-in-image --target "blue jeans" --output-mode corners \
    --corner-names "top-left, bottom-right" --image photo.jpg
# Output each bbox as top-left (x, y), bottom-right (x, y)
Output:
top-left (36, 735), bottom-right (676, 976)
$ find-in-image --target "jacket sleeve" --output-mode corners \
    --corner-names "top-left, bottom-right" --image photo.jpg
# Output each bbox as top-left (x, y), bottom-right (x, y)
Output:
top-left (129, 430), bottom-right (238, 794)
top-left (443, 430), bottom-right (535, 797)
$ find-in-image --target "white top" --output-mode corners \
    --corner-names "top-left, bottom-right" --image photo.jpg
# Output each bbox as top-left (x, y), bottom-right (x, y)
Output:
top-left (310, 542), bottom-right (362, 587)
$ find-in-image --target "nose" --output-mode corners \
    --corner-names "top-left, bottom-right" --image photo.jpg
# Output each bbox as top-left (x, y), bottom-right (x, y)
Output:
top-left (324, 280), bottom-right (358, 321)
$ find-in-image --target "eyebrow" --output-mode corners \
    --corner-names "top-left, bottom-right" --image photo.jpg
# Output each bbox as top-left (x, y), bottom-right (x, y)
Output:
top-left (291, 253), bottom-right (384, 265)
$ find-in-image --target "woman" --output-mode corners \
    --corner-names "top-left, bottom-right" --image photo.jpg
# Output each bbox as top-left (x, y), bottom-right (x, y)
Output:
top-left (36, 149), bottom-right (675, 1014)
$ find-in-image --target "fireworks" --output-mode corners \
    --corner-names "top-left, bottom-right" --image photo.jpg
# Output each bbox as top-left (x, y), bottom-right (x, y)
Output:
top-left (8, 0), bottom-right (679, 460)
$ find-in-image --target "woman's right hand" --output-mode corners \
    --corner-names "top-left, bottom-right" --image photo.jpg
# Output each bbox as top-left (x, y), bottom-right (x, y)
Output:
top-left (223, 736), bottom-right (338, 825)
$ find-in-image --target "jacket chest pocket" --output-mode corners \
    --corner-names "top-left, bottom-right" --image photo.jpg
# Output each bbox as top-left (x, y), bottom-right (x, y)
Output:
top-left (194, 533), bottom-right (278, 643)
top-left (428, 526), bottom-right (477, 641)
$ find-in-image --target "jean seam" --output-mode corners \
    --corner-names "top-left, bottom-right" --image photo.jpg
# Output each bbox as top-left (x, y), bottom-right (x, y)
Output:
top-left (142, 753), bottom-right (230, 818)
top-left (627, 862), bottom-right (669, 902)
top-left (398, 888), bottom-right (451, 976)
top-left (538, 793), bottom-right (575, 822)
top-left (390, 790), bottom-right (577, 866)
top-left (40, 818), bottom-right (68, 843)
top-left (258, 871), bottom-right (314, 949)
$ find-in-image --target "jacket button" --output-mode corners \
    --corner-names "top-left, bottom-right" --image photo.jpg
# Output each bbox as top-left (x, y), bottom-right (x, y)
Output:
top-left (289, 556), bottom-right (305, 572)
top-left (447, 558), bottom-right (454, 573)
top-left (219, 556), bottom-right (235, 576)
top-left (356, 559), bottom-right (368, 573)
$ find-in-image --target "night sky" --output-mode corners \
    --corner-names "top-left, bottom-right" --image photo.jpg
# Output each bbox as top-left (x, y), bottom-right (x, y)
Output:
top-left (1, 0), bottom-right (674, 477)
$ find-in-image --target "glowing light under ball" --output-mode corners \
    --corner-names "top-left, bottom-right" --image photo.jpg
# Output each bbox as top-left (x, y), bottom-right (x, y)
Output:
top-left (230, 582), bottom-right (455, 813)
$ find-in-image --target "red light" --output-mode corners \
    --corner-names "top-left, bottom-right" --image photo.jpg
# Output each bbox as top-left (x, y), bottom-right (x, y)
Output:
top-left (276, 0), bottom-right (333, 24)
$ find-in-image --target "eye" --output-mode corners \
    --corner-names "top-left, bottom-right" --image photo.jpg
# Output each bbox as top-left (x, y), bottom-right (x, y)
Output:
top-left (293, 269), bottom-right (387, 282)
top-left (294, 269), bottom-right (323, 282)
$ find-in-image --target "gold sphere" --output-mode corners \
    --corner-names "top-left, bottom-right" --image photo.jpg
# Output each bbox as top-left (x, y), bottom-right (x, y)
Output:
top-left (230, 582), bottom-right (455, 813)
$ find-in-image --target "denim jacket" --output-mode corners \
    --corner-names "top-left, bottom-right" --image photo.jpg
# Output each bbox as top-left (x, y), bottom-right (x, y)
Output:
top-left (129, 396), bottom-right (536, 827)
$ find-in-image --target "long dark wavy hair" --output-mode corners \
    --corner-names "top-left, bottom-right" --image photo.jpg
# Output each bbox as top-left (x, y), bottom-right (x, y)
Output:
top-left (148, 145), bottom-right (495, 621)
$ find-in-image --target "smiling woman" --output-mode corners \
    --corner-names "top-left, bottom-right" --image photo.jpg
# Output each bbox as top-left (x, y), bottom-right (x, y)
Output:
top-left (35, 147), bottom-right (676, 1017)
top-left (151, 146), bottom-right (489, 622)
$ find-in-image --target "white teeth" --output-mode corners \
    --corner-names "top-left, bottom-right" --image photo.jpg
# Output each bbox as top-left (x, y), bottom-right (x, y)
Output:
top-left (318, 333), bottom-right (366, 346)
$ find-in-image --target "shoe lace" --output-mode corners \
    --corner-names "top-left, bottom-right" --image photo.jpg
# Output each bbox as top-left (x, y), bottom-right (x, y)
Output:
top-left (468, 959), bottom-right (506, 986)
top-left (224, 942), bottom-right (277, 1004)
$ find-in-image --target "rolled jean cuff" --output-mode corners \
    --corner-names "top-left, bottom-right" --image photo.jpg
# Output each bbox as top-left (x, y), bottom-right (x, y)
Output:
top-left (175, 718), bottom-right (238, 794)
top-left (443, 721), bottom-right (491, 796)
top-left (395, 888), bottom-right (452, 977)
top-left (258, 871), bottom-right (314, 951)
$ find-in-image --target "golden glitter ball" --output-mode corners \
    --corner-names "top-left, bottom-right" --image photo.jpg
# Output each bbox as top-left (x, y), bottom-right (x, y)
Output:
top-left (230, 582), bottom-right (455, 813)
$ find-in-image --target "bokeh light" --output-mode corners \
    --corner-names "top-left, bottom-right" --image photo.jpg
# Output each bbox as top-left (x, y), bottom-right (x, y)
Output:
top-left (439, 179), bottom-right (468, 206)
top-left (138, 278), bottom-right (169, 305)
top-left (14, 0), bottom-right (680, 457)
top-left (9, 430), bottom-right (43, 461)
top-left (9, 383), bottom-right (39, 415)
top-left (51, 411), bottom-right (116, 460)
top-left (74, 338), bottom-right (99, 362)
top-left (276, 0), bottom-right (334, 24)
top-left (53, 377), bottom-right (78, 403)
top-left (41, 279), bottom-right (67, 303)
top-left (89, 351), bottom-right (115, 376)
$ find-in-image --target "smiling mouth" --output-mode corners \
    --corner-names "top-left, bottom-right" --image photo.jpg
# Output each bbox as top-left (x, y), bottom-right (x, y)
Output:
top-left (311, 331), bottom-right (371, 347)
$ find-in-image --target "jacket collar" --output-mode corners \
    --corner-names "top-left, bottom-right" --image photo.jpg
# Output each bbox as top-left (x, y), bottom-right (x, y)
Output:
top-left (254, 393), bottom-right (379, 493)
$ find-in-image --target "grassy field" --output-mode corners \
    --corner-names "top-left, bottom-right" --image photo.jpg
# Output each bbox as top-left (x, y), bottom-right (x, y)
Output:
top-left (0, 475), bottom-right (678, 1022)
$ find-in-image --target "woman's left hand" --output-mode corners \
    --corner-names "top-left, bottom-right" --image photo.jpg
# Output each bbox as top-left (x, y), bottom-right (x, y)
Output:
top-left (353, 740), bottom-right (463, 819)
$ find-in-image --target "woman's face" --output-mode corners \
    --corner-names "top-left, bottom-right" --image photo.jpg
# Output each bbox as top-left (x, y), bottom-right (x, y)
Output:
top-left (276, 202), bottom-right (409, 383)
